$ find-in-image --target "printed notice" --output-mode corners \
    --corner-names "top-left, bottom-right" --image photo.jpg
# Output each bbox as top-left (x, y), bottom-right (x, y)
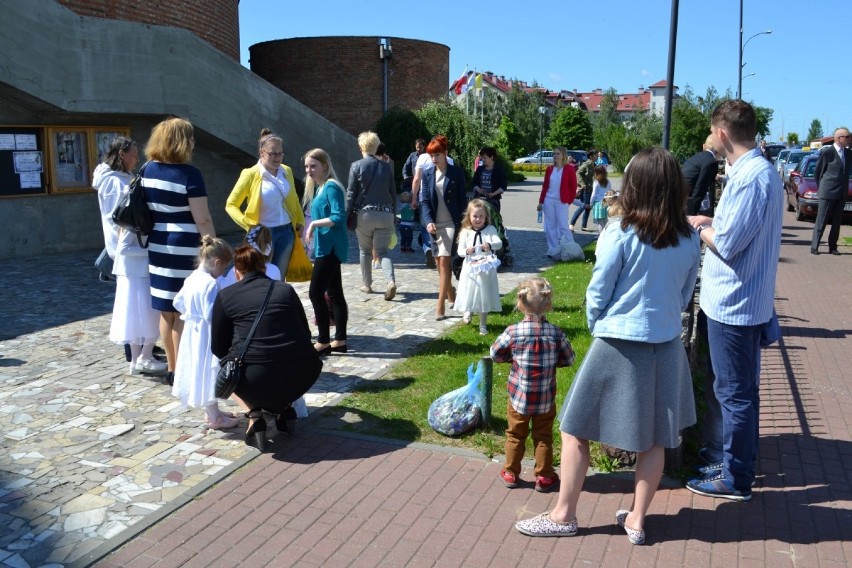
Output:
top-left (19, 172), bottom-right (42, 189)
top-left (15, 134), bottom-right (38, 150)
top-left (0, 134), bottom-right (15, 150)
top-left (13, 151), bottom-right (43, 173)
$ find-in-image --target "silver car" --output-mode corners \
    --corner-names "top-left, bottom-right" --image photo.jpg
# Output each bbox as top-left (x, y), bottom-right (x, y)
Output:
top-left (781, 150), bottom-right (814, 185)
top-left (514, 150), bottom-right (554, 164)
top-left (775, 149), bottom-right (792, 176)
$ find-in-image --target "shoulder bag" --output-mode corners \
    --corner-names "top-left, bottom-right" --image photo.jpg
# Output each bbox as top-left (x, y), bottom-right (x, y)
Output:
top-left (112, 162), bottom-right (153, 248)
top-left (215, 280), bottom-right (276, 399)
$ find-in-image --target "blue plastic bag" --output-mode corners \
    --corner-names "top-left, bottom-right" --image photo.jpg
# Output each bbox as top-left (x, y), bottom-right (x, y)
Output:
top-left (428, 361), bottom-right (484, 436)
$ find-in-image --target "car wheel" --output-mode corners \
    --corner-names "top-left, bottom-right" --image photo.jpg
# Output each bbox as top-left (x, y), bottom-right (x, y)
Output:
top-left (795, 199), bottom-right (805, 222)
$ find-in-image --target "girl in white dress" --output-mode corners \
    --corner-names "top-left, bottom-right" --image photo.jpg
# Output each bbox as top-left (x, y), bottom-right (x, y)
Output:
top-left (102, 138), bottom-right (167, 376)
top-left (217, 225), bottom-right (281, 287)
top-left (172, 236), bottom-right (236, 429)
top-left (454, 199), bottom-right (503, 335)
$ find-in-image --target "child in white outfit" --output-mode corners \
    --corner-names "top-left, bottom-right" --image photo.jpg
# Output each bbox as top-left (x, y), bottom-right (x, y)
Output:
top-left (173, 236), bottom-right (236, 430)
top-left (454, 199), bottom-right (503, 335)
top-left (590, 165), bottom-right (612, 231)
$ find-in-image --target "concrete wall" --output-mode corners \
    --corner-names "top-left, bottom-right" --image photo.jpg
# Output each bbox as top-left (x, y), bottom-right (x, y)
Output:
top-left (0, 0), bottom-right (361, 259)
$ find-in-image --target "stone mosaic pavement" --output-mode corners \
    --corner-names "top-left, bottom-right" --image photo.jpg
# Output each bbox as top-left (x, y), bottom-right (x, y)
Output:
top-left (0, 181), bottom-right (586, 567)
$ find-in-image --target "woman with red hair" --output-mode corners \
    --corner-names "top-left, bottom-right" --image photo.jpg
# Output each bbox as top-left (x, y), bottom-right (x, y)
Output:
top-left (418, 135), bottom-right (468, 319)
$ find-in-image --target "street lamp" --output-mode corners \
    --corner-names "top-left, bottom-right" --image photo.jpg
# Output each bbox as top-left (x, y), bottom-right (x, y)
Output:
top-left (538, 106), bottom-right (546, 174)
top-left (737, 3), bottom-right (771, 100)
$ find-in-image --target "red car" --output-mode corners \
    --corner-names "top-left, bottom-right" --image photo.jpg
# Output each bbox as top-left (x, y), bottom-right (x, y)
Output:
top-left (785, 154), bottom-right (852, 222)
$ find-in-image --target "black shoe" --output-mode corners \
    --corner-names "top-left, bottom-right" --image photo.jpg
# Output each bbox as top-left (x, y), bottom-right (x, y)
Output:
top-left (245, 411), bottom-right (268, 452)
top-left (163, 371), bottom-right (174, 387)
top-left (275, 406), bottom-right (298, 436)
top-left (830, 250), bottom-right (840, 256)
top-left (315, 344), bottom-right (332, 356)
top-left (152, 345), bottom-right (166, 360)
top-left (810, 248), bottom-right (820, 255)
top-left (330, 343), bottom-right (348, 353)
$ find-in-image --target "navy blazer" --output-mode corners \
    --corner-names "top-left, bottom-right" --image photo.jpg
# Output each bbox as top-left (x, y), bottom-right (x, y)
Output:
top-left (681, 149), bottom-right (719, 215)
top-left (419, 164), bottom-right (468, 227)
top-left (814, 145), bottom-right (852, 200)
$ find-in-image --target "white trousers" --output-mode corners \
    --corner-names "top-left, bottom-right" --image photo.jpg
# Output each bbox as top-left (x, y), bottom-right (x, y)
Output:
top-left (543, 197), bottom-right (573, 254)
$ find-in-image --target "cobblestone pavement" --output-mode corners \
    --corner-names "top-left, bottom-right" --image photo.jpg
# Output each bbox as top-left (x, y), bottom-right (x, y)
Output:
top-left (93, 194), bottom-right (852, 567)
top-left (0, 181), bottom-right (594, 567)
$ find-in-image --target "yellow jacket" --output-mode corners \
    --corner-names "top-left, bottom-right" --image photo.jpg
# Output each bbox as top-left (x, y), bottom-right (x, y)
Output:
top-left (225, 163), bottom-right (305, 231)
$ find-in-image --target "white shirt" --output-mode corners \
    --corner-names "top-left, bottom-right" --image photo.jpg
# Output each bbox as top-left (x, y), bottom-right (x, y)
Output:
top-left (545, 167), bottom-right (563, 200)
top-left (416, 153), bottom-right (455, 171)
top-left (258, 163), bottom-right (291, 227)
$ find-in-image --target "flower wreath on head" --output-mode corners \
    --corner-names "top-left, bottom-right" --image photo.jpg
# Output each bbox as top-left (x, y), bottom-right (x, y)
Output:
top-left (246, 226), bottom-right (272, 257)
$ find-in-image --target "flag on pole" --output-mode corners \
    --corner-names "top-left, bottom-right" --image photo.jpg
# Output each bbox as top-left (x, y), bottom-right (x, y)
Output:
top-left (452, 67), bottom-right (469, 95)
top-left (467, 72), bottom-right (476, 92)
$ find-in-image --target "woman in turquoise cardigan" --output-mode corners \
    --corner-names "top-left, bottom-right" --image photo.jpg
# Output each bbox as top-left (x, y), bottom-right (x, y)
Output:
top-left (304, 148), bottom-right (348, 354)
top-left (225, 128), bottom-right (305, 279)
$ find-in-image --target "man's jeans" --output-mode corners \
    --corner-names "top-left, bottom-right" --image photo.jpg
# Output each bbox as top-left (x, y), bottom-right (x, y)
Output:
top-left (706, 316), bottom-right (762, 492)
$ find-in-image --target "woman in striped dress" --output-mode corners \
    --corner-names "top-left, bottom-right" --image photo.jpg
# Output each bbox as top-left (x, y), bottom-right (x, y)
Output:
top-left (143, 117), bottom-right (215, 381)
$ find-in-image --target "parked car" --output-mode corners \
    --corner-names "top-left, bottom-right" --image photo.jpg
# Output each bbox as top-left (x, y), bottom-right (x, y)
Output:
top-left (763, 144), bottom-right (786, 163)
top-left (514, 150), bottom-right (554, 164)
top-left (566, 150), bottom-right (589, 164)
top-left (775, 149), bottom-right (792, 176)
top-left (780, 150), bottom-right (815, 185)
top-left (785, 153), bottom-right (852, 222)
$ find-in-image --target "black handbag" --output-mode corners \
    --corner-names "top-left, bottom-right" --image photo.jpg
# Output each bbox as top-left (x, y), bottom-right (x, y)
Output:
top-left (112, 162), bottom-right (153, 248)
top-left (215, 281), bottom-right (275, 399)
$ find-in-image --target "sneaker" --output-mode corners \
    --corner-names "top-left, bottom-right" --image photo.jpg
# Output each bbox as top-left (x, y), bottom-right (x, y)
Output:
top-left (425, 249), bottom-right (436, 269)
top-left (134, 357), bottom-right (168, 375)
top-left (479, 325), bottom-right (488, 336)
top-left (384, 282), bottom-right (396, 301)
top-left (499, 469), bottom-right (518, 488)
top-left (569, 225), bottom-right (575, 232)
top-left (535, 474), bottom-right (560, 493)
top-left (696, 461), bottom-right (723, 477)
top-left (516, 512), bottom-right (578, 537)
top-left (686, 472), bottom-right (751, 502)
top-left (462, 312), bottom-right (471, 324)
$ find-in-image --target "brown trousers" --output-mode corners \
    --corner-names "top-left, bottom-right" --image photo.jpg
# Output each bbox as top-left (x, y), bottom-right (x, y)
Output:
top-left (503, 400), bottom-right (557, 478)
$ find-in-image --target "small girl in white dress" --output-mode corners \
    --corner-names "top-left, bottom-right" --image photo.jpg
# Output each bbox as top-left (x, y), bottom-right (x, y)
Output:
top-left (217, 225), bottom-right (281, 287)
top-left (172, 236), bottom-right (236, 429)
top-left (454, 199), bottom-right (503, 335)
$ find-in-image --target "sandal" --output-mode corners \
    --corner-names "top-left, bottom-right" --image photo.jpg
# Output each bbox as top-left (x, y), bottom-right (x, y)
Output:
top-left (615, 510), bottom-right (645, 545)
top-left (515, 512), bottom-right (578, 537)
top-left (206, 414), bottom-right (240, 430)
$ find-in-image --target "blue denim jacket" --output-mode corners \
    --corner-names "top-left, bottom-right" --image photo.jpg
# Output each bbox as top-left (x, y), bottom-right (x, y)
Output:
top-left (587, 223), bottom-right (701, 343)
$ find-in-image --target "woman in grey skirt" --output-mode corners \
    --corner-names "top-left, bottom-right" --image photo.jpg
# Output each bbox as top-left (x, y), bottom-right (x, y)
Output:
top-left (516, 147), bottom-right (701, 545)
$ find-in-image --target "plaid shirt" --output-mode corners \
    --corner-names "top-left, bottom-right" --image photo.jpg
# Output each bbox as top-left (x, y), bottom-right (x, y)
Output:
top-left (490, 315), bottom-right (575, 415)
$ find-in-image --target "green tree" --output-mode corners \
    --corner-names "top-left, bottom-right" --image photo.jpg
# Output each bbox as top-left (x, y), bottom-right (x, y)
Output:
top-left (807, 119), bottom-right (823, 143)
top-left (593, 88), bottom-right (622, 131)
top-left (669, 95), bottom-right (710, 162)
top-left (753, 105), bottom-right (774, 140)
top-left (630, 110), bottom-right (664, 148)
top-left (545, 106), bottom-right (593, 150)
top-left (415, 99), bottom-right (486, 175)
top-left (493, 116), bottom-right (526, 161)
top-left (787, 132), bottom-right (799, 146)
top-left (504, 85), bottom-right (548, 154)
top-left (375, 107), bottom-right (430, 186)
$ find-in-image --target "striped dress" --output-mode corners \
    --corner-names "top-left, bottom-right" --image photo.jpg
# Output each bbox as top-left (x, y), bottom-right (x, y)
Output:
top-left (142, 162), bottom-right (207, 312)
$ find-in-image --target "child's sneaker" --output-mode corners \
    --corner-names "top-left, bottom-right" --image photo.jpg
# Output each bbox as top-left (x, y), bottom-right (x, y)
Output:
top-left (535, 474), bottom-right (560, 493)
top-left (499, 469), bottom-right (518, 488)
top-left (479, 325), bottom-right (488, 336)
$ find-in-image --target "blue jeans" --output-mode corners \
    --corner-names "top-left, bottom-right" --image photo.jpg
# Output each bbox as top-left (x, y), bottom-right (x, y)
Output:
top-left (706, 316), bottom-right (762, 492)
top-left (399, 224), bottom-right (414, 249)
top-left (269, 223), bottom-right (295, 279)
top-left (571, 189), bottom-right (592, 228)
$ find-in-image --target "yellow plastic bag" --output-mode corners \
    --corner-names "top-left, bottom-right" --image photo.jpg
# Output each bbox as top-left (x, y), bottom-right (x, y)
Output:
top-left (286, 233), bottom-right (313, 282)
top-left (390, 229), bottom-right (398, 250)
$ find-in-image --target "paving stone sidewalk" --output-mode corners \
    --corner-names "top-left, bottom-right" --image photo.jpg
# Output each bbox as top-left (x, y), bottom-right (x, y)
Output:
top-left (0, 180), bottom-right (583, 567)
top-left (94, 207), bottom-right (852, 567)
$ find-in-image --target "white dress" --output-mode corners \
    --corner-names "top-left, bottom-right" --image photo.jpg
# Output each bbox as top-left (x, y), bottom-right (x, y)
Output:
top-left (109, 228), bottom-right (159, 346)
top-left (454, 225), bottom-right (503, 314)
top-left (172, 268), bottom-right (220, 408)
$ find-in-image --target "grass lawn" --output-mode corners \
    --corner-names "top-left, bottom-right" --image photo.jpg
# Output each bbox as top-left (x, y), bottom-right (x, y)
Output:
top-left (316, 244), bottom-right (610, 467)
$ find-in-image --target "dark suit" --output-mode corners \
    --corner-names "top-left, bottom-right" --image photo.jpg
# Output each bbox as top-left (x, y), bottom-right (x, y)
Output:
top-left (419, 164), bottom-right (468, 228)
top-left (811, 145), bottom-right (851, 253)
top-left (682, 149), bottom-right (719, 215)
top-left (211, 272), bottom-right (321, 412)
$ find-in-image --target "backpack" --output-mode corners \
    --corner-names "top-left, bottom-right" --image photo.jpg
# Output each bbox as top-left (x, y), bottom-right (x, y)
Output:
top-left (112, 162), bottom-right (153, 248)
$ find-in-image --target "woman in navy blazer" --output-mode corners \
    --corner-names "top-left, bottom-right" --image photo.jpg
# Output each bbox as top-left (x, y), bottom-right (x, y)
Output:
top-left (419, 135), bottom-right (468, 319)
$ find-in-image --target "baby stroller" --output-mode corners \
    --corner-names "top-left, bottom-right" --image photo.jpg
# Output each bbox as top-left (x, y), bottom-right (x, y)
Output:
top-left (452, 200), bottom-right (513, 280)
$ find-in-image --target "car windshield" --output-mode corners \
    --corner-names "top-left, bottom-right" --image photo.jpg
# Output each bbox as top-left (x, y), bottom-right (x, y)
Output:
top-left (788, 152), bottom-right (807, 164)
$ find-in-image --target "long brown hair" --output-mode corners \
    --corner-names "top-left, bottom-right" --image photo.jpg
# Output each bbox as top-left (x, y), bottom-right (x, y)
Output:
top-left (619, 147), bottom-right (691, 249)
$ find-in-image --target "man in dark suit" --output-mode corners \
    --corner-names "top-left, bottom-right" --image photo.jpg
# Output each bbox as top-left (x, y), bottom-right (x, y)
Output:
top-left (682, 134), bottom-right (720, 215)
top-left (811, 127), bottom-right (851, 255)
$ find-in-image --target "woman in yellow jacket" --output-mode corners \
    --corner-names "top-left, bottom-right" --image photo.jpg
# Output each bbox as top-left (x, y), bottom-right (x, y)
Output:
top-left (226, 128), bottom-right (305, 279)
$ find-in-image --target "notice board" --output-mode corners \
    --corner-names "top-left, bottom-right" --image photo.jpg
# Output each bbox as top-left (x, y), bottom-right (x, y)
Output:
top-left (0, 127), bottom-right (46, 197)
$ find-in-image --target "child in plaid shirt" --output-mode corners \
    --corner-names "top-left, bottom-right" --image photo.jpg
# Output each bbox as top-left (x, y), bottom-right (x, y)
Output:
top-left (491, 276), bottom-right (575, 492)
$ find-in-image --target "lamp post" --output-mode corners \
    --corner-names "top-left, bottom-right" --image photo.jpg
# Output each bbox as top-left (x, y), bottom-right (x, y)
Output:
top-left (737, 3), bottom-right (771, 100)
top-left (538, 106), bottom-right (546, 174)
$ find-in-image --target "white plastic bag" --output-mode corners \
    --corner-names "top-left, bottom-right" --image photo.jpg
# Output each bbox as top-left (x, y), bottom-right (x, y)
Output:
top-left (559, 236), bottom-right (585, 262)
top-left (427, 362), bottom-right (484, 436)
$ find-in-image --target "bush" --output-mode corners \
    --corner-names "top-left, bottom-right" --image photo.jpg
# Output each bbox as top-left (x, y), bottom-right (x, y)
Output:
top-left (375, 107), bottom-right (429, 189)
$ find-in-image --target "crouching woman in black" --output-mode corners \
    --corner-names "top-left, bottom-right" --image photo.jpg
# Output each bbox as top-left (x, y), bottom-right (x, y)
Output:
top-left (211, 245), bottom-right (322, 450)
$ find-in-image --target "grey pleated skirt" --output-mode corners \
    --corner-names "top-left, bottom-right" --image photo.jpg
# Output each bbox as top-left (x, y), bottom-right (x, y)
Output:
top-left (558, 336), bottom-right (696, 452)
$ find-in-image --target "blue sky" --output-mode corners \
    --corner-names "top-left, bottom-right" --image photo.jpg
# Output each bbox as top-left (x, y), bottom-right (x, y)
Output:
top-left (239, 0), bottom-right (851, 143)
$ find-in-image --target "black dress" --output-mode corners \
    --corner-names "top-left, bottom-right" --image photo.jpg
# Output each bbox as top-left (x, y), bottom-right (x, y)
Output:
top-left (211, 272), bottom-right (321, 413)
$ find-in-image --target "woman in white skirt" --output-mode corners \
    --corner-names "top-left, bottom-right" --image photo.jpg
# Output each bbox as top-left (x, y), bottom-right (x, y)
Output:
top-left (104, 139), bottom-right (167, 376)
top-left (516, 147), bottom-right (701, 545)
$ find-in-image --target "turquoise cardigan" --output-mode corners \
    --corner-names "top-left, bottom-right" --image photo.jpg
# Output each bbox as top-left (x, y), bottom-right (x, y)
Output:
top-left (310, 180), bottom-right (348, 262)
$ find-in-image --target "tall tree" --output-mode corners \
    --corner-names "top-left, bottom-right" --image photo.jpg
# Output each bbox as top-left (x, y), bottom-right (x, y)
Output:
top-left (753, 106), bottom-right (774, 140)
top-left (545, 105), bottom-right (593, 150)
top-left (504, 85), bottom-right (548, 154)
top-left (786, 132), bottom-right (800, 146)
top-left (807, 119), bottom-right (823, 143)
top-left (415, 99), bottom-right (486, 174)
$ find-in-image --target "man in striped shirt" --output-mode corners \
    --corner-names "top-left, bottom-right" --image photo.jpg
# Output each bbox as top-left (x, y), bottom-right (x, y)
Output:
top-left (685, 100), bottom-right (783, 502)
